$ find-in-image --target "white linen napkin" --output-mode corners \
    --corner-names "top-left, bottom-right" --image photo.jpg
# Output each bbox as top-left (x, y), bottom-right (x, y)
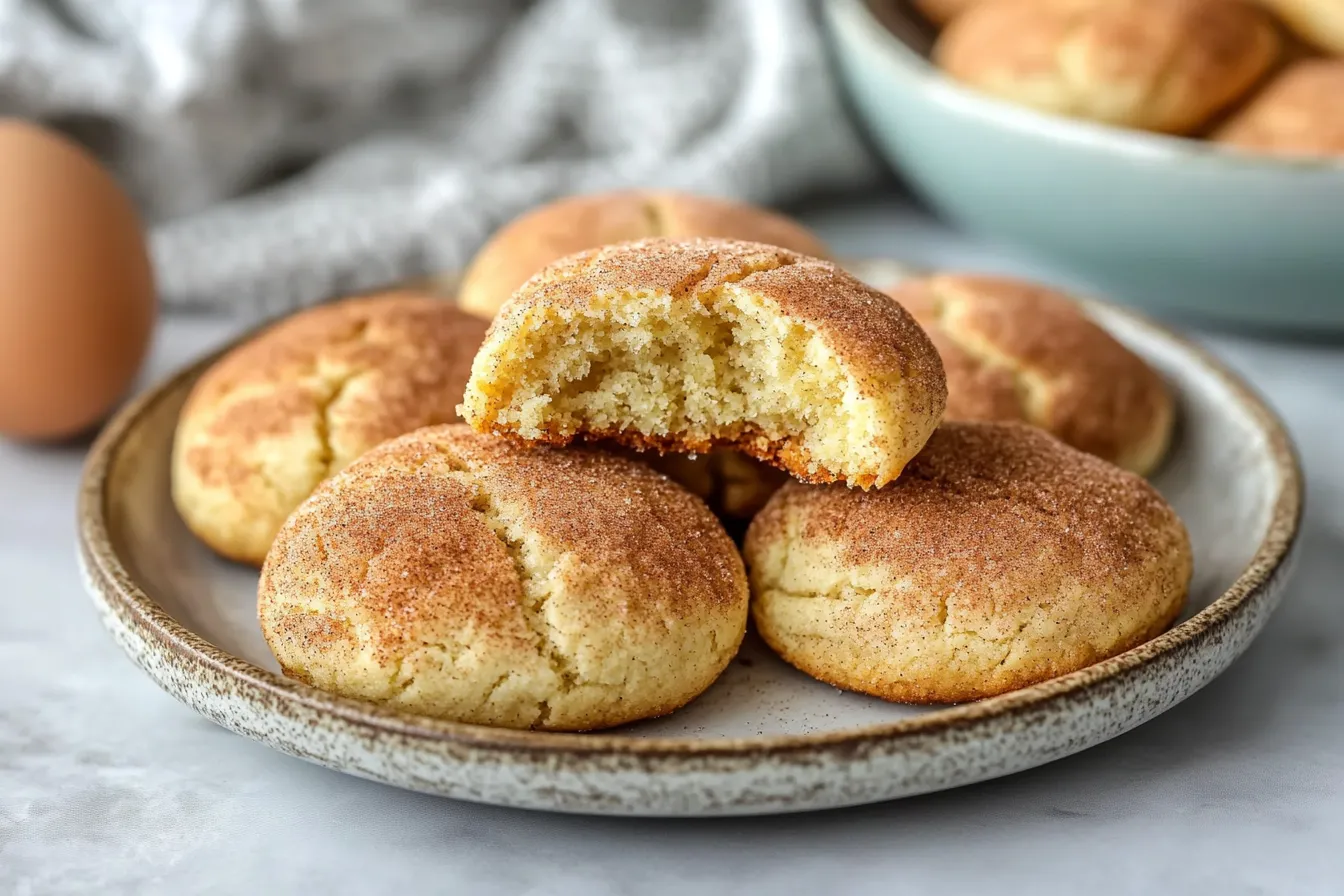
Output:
top-left (0, 0), bottom-right (880, 318)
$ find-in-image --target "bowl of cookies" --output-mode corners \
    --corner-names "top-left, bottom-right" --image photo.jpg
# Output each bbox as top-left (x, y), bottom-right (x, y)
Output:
top-left (824, 0), bottom-right (1344, 330)
top-left (80, 192), bottom-right (1300, 815)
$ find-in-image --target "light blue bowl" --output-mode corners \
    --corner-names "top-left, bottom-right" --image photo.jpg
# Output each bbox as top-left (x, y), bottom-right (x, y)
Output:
top-left (824, 0), bottom-right (1344, 330)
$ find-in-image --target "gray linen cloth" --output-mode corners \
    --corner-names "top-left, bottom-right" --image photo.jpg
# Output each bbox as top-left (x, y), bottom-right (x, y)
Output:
top-left (0, 0), bottom-right (880, 319)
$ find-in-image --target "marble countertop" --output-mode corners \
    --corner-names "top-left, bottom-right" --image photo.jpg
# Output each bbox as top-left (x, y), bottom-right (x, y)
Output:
top-left (2, 196), bottom-right (1341, 895)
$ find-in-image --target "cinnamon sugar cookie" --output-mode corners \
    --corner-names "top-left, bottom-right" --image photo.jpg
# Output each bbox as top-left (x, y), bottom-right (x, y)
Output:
top-left (645, 450), bottom-right (790, 521)
top-left (458, 190), bottom-right (829, 319)
top-left (935, 0), bottom-right (1280, 135)
top-left (173, 291), bottom-right (488, 566)
top-left (745, 422), bottom-right (1191, 703)
top-left (914, 0), bottom-right (986, 25)
top-left (1260, 0), bottom-right (1344, 54)
top-left (1215, 59), bottom-right (1344, 158)
top-left (460, 238), bottom-right (948, 490)
top-left (892, 274), bottom-right (1174, 475)
top-left (258, 424), bottom-right (748, 731)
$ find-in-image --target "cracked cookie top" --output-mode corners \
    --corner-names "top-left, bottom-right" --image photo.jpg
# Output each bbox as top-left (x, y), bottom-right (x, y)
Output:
top-left (457, 190), bottom-right (830, 318)
top-left (744, 421), bottom-right (1192, 703)
top-left (258, 424), bottom-right (748, 731)
top-left (486, 238), bottom-right (929, 382)
top-left (171, 290), bottom-right (489, 567)
top-left (890, 274), bottom-right (1174, 475)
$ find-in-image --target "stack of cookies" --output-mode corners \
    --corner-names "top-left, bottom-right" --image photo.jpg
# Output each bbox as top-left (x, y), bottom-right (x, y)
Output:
top-left (172, 190), bottom-right (1192, 732)
top-left (924, 0), bottom-right (1344, 158)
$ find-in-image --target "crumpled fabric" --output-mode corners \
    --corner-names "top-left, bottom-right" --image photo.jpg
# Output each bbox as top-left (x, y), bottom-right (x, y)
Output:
top-left (0, 0), bottom-right (879, 318)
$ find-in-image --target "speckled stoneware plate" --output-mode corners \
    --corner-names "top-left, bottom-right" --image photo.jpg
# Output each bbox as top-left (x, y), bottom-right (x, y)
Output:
top-left (79, 260), bottom-right (1302, 817)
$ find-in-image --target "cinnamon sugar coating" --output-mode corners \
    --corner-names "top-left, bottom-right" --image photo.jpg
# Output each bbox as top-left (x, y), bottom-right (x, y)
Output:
top-left (462, 238), bottom-right (947, 490)
top-left (935, 0), bottom-right (1280, 135)
top-left (745, 421), bottom-right (1192, 703)
top-left (458, 190), bottom-right (829, 318)
top-left (172, 291), bottom-right (489, 566)
top-left (551, 227), bottom-right (818, 515)
top-left (1216, 59), bottom-right (1344, 158)
top-left (258, 424), bottom-right (748, 731)
top-left (891, 274), bottom-right (1174, 474)
top-left (915, 0), bottom-right (988, 25)
top-left (1260, 0), bottom-right (1344, 54)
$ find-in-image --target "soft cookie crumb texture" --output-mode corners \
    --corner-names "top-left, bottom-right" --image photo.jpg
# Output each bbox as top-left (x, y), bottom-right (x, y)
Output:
top-left (460, 238), bottom-right (947, 489)
top-left (258, 424), bottom-right (749, 731)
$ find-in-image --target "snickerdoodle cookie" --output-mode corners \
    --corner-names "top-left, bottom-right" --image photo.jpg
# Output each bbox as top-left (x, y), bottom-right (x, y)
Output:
top-left (935, 0), bottom-right (1280, 135)
top-left (460, 238), bottom-right (948, 490)
top-left (915, 0), bottom-right (987, 25)
top-left (891, 274), bottom-right (1174, 475)
top-left (1215, 59), bottom-right (1344, 158)
top-left (1260, 0), bottom-right (1344, 54)
top-left (745, 421), bottom-right (1191, 704)
top-left (645, 450), bottom-right (791, 521)
top-left (258, 424), bottom-right (748, 731)
top-left (458, 190), bottom-right (829, 319)
top-left (173, 291), bottom-right (489, 566)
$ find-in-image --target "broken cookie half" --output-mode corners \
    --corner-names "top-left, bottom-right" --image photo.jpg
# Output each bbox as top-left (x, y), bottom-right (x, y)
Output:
top-left (460, 238), bottom-right (948, 489)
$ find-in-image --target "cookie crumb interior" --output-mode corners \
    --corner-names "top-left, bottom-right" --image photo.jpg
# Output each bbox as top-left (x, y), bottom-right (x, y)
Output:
top-left (468, 285), bottom-right (893, 485)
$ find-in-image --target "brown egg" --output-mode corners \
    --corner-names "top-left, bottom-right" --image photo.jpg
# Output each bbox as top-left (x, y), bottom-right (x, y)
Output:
top-left (0, 120), bottom-right (155, 441)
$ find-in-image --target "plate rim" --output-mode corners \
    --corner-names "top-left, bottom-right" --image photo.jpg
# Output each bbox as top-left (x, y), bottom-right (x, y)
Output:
top-left (78, 275), bottom-right (1304, 763)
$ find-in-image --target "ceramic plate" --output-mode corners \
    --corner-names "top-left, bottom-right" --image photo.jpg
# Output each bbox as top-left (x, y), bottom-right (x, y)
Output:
top-left (79, 261), bottom-right (1302, 817)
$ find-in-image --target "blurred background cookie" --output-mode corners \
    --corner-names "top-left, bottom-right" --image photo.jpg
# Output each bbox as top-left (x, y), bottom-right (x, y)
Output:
top-left (172, 291), bottom-right (488, 566)
top-left (913, 0), bottom-right (987, 26)
top-left (745, 421), bottom-right (1192, 704)
top-left (457, 190), bottom-right (830, 319)
top-left (935, 0), bottom-right (1281, 135)
top-left (644, 450), bottom-right (791, 522)
top-left (1215, 59), bottom-right (1344, 157)
top-left (259, 425), bottom-right (748, 731)
top-left (1260, 0), bottom-right (1344, 54)
top-left (891, 273), bottom-right (1174, 475)
top-left (461, 238), bottom-right (948, 490)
